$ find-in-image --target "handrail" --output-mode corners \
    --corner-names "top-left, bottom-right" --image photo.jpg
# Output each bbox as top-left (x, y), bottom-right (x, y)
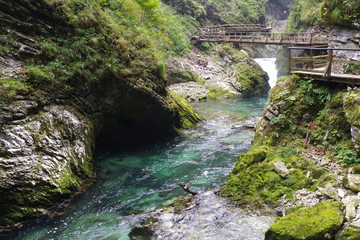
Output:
top-left (196, 32), bottom-right (329, 46)
top-left (288, 47), bottom-right (360, 84)
top-left (289, 47), bottom-right (360, 51)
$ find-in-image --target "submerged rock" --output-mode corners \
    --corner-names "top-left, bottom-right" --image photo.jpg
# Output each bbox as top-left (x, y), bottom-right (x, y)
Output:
top-left (265, 201), bottom-right (344, 240)
top-left (131, 191), bottom-right (275, 240)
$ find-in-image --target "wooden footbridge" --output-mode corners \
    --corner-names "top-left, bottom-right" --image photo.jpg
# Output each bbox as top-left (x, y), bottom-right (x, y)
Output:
top-left (194, 24), bottom-right (329, 46)
top-left (193, 24), bottom-right (360, 84)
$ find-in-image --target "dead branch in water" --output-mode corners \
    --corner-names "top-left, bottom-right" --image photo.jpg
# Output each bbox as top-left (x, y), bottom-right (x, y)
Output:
top-left (178, 183), bottom-right (198, 196)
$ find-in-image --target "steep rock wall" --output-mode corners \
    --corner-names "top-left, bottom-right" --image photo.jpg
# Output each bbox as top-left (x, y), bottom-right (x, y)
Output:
top-left (0, 102), bottom-right (95, 229)
top-left (222, 75), bottom-right (359, 239)
top-left (0, 0), bottom-right (200, 230)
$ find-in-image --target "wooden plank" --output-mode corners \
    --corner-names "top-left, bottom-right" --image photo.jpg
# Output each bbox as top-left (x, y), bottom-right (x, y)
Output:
top-left (333, 59), bottom-right (360, 64)
top-left (290, 57), bottom-right (328, 61)
top-left (291, 68), bottom-right (324, 73)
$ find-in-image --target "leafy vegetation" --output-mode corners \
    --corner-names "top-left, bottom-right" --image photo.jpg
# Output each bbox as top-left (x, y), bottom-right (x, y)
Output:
top-left (208, 0), bottom-right (268, 24)
top-left (288, 0), bottom-right (360, 30)
top-left (0, 77), bottom-right (32, 98)
top-left (0, 0), bottom-right (192, 97)
top-left (222, 76), bottom-right (359, 207)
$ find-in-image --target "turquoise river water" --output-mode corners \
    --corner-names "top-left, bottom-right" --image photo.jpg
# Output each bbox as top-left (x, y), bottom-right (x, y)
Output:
top-left (2, 97), bottom-right (275, 240)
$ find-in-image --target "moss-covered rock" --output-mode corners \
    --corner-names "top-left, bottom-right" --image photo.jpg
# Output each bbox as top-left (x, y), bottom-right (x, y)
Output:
top-left (168, 45), bottom-right (270, 101)
top-left (222, 76), bottom-right (357, 207)
top-left (336, 227), bottom-right (360, 240)
top-left (166, 91), bottom-right (201, 129)
top-left (265, 201), bottom-right (344, 240)
top-left (221, 145), bottom-right (321, 207)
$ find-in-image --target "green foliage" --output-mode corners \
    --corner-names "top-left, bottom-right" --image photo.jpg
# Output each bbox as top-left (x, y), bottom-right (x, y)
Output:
top-left (321, 0), bottom-right (360, 27)
top-left (221, 145), bottom-right (321, 207)
top-left (331, 147), bottom-right (360, 166)
top-left (209, 0), bottom-right (268, 23)
top-left (287, 0), bottom-right (325, 31)
top-left (288, 0), bottom-right (360, 30)
top-left (296, 79), bottom-right (331, 106)
top-left (0, 77), bottom-right (31, 98)
top-left (14, 0), bottom-right (192, 91)
top-left (156, 61), bottom-right (166, 80)
top-left (258, 76), bottom-right (357, 168)
top-left (162, 0), bottom-right (206, 20)
top-left (270, 114), bottom-right (290, 129)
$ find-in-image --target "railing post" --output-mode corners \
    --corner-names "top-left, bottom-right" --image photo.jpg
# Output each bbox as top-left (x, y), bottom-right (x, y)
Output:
top-left (324, 49), bottom-right (333, 78)
top-left (309, 48), bottom-right (314, 69)
top-left (288, 47), bottom-right (292, 74)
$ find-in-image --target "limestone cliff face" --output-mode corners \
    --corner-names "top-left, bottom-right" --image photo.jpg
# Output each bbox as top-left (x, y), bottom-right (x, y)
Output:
top-left (0, 0), bottom-right (200, 230)
top-left (0, 102), bottom-right (95, 228)
top-left (167, 46), bottom-right (270, 102)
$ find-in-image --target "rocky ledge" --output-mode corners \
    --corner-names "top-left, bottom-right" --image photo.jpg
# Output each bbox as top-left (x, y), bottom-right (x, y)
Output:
top-left (167, 45), bottom-right (270, 102)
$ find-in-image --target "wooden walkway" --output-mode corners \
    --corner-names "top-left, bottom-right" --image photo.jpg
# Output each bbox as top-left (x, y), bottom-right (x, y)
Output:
top-left (194, 24), bottom-right (328, 46)
top-left (288, 47), bottom-right (360, 85)
top-left (193, 24), bottom-right (360, 84)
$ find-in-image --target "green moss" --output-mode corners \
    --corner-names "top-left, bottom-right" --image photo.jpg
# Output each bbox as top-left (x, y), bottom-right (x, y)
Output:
top-left (221, 137), bottom-right (330, 206)
top-left (336, 227), bottom-right (360, 240)
top-left (344, 89), bottom-right (360, 125)
top-left (288, 0), bottom-right (360, 30)
top-left (0, 77), bottom-right (32, 99)
top-left (265, 201), bottom-right (344, 240)
top-left (231, 148), bottom-right (267, 174)
top-left (166, 91), bottom-right (200, 129)
top-left (206, 86), bottom-right (238, 100)
top-left (235, 61), bottom-right (269, 97)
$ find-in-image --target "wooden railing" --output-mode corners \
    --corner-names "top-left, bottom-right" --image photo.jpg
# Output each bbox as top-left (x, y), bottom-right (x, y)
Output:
top-left (288, 47), bottom-right (360, 84)
top-left (200, 23), bottom-right (272, 34)
top-left (195, 32), bottom-right (329, 46)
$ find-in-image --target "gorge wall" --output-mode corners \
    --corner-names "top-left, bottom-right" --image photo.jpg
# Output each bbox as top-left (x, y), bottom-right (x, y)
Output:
top-left (0, 0), bottom-right (201, 230)
top-left (222, 0), bottom-right (360, 238)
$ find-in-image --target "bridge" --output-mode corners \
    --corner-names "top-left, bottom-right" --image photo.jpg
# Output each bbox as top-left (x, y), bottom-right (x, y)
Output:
top-left (193, 24), bottom-right (360, 84)
top-left (193, 24), bottom-right (329, 46)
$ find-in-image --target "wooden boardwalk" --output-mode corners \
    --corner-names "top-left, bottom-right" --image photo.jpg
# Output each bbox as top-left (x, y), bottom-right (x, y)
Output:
top-left (194, 24), bottom-right (328, 46)
top-left (288, 47), bottom-right (360, 85)
top-left (193, 24), bottom-right (360, 84)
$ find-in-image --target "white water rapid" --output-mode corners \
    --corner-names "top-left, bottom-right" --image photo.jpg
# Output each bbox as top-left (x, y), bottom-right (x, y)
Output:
top-left (255, 58), bottom-right (278, 88)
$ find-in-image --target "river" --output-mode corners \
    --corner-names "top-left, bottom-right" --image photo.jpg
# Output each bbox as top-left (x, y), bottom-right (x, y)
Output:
top-left (2, 60), bottom-right (278, 240)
